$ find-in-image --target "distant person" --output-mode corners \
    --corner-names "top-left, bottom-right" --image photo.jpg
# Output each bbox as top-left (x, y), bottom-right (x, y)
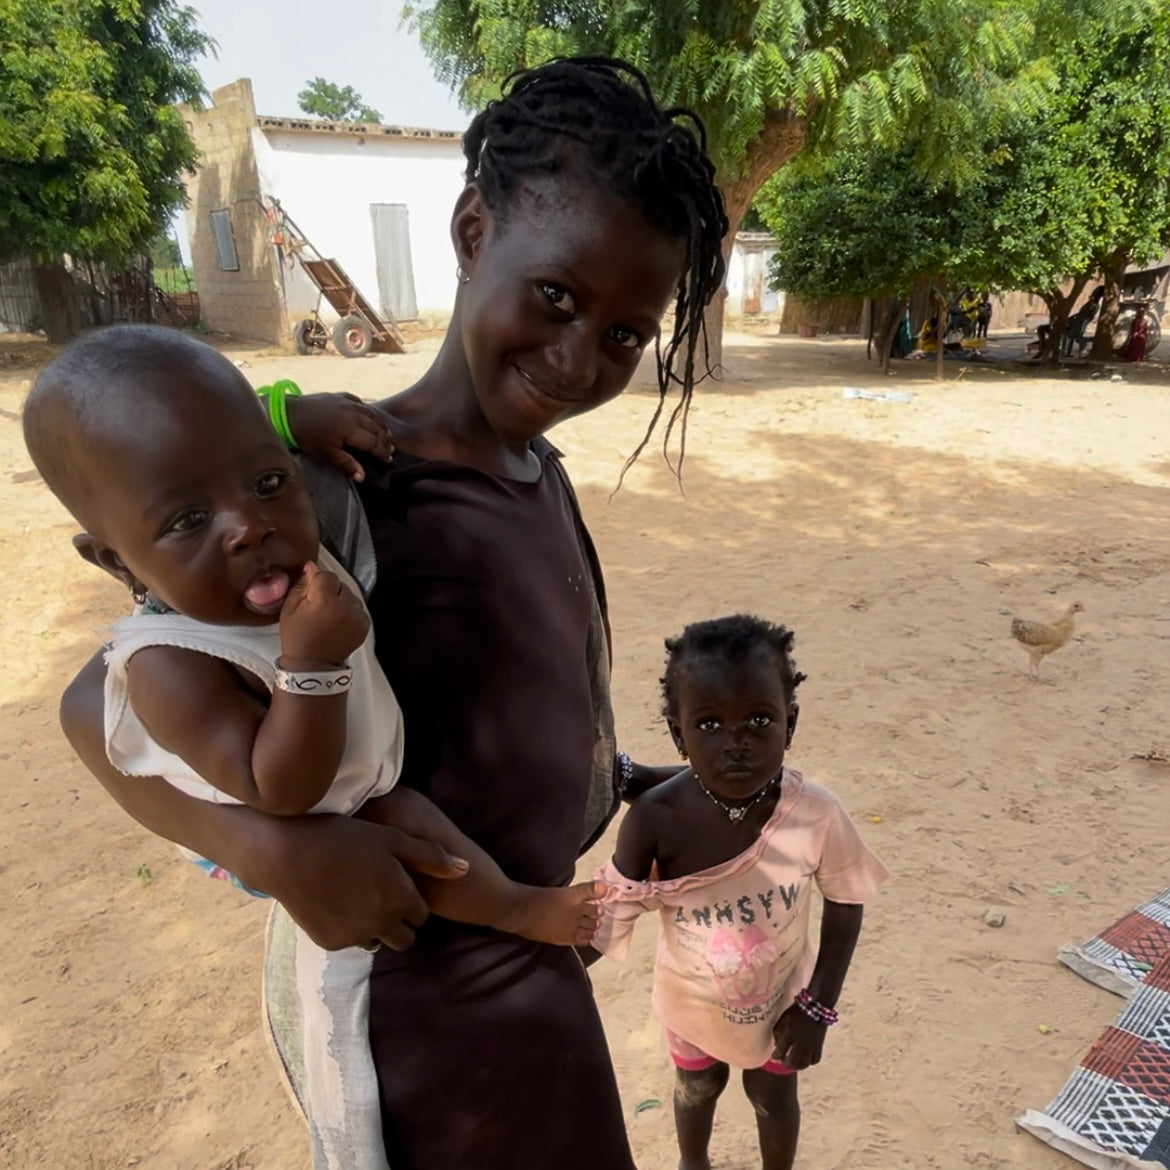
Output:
top-left (1062, 286), bottom-right (1105, 357)
top-left (1124, 303), bottom-right (1150, 362)
top-left (958, 287), bottom-right (981, 339)
top-left (893, 307), bottom-right (915, 358)
top-left (976, 294), bottom-right (992, 339)
top-left (917, 312), bottom-right (939, 354)
top-left (591, 616), bottom-right (887, 1170)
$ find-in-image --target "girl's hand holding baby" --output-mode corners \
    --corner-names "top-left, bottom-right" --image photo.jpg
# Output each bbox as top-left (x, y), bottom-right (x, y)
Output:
top-left (279, 562), bottom-right (370, 668)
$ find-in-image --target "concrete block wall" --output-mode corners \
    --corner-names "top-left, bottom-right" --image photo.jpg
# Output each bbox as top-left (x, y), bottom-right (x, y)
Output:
top-left (179, 81), bottom-right (286, 344)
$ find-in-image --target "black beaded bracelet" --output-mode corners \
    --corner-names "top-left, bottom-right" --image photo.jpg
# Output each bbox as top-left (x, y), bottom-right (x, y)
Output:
top-left (795, 988), bottom-right (839, 1025)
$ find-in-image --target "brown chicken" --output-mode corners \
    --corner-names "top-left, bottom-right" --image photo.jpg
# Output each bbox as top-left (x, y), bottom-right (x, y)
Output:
top-left (1010, 602), bottom-right (1084, 679)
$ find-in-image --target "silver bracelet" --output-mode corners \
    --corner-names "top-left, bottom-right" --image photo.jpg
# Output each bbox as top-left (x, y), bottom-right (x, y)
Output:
top-left (616, 750), bottom-right (635, 795)
top-left (274, 665), bottom-right (353, 696)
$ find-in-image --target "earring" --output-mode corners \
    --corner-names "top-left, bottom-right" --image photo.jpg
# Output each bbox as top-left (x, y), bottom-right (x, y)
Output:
top-left (131, 583), bottom-right (147, 606)
top-left (678, 746), bottom-right (688, 760)
top-left (456, 265), bottom-right (470, 285)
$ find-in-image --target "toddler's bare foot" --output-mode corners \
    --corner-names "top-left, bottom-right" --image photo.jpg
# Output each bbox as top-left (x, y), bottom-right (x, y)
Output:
top-left (505, 880), bottom-right (605, 946)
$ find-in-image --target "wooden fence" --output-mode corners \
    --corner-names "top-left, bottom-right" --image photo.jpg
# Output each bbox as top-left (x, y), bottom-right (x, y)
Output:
top-left (0, 257), bottom-right (197, 333)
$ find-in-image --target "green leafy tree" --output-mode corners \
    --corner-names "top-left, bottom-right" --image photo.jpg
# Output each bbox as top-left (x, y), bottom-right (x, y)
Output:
top-left (1054, 11), bottom-right (1170, 359)
top-left (971, 4), bottom-right (1170, 362)
top-left (758, 133), bottom-right (1102, 370)
top-left (761, 1), bottom-right (1170, 368)
top-left (0, 0), bottom-right (210, 341)
top-left (757, 151), bottom-right (963, 372)
top-left (405, 0), bottom-right (1064, 367)
top-left (297, 78), bottom-right (383, 123)
top-left (978, 125), bottom-right (1101, 362)
top-left (147, 231), bottom-right (182, 270)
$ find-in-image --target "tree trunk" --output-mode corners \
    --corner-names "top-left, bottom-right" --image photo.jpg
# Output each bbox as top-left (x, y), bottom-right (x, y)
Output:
top-left (866, 297), bottom-right (881, 361)
top-left (908, 274), bottom-right (935, 335)
top-left (704, 109), bottom-right (807, 377)
top-left (1089, 248), bottom-right (1129, 361)
top-left (1040, 274), bottom-right (1088, 366)
top-left (32, 259), bottom-right (82, 343)
top-left (935, 285), bottom-right (947, 381)
top-left (879, 297), bottom-right (905, 376)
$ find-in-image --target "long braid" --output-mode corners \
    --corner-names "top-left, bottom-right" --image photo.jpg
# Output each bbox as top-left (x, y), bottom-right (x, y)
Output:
top-left (463, 57), bottom-right (728, 482)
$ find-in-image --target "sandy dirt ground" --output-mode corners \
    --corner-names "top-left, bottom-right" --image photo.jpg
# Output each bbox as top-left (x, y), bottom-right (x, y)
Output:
top-left (1, 325), bottom-right (1168, 1170)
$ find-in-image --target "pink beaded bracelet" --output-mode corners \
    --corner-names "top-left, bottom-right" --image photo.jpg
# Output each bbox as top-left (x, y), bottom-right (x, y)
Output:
top-left (795, 989), bottom-right (839, 1026)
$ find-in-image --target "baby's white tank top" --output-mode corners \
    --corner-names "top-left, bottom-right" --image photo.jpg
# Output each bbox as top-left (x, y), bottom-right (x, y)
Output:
top-left (103, 548), bottom-right (402, 814)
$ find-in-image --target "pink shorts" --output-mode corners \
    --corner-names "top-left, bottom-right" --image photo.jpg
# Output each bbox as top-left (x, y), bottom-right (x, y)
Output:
top-left (666, 1029), bottom-right (795, 1076)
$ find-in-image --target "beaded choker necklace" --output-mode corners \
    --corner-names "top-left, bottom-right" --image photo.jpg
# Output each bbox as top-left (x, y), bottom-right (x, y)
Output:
top-left (695, 770), bottom-right (781, 823)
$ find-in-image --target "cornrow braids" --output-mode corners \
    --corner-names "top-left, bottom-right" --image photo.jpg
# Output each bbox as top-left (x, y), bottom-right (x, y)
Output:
top-left (463, 56), bottom-right (728, 481)
top-left (660, 614), bottom-right (808, 720)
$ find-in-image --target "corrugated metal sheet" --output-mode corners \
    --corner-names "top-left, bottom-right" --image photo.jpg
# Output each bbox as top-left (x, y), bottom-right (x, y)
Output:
top-left (370, 203), bottom-right (418, 321)
top-left (0, 259), bottom-right (40, 332)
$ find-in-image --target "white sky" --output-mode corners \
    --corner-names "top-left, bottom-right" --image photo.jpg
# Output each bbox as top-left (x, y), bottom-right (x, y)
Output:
top-left (189, 0), bottom-right (467, 129)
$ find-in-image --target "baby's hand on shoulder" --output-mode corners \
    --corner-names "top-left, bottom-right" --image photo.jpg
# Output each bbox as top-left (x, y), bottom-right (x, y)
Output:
top-left (286, 391), bottom-right (394, 480)
top-left (279, 563), bottom-right (369, 667)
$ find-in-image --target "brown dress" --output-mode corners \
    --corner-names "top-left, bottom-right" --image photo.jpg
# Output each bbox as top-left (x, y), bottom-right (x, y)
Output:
top-left (356, 445), bottom-right (635, 1170)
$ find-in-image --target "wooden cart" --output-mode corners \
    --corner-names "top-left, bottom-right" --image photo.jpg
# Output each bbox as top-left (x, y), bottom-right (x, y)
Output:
top-left (266, 202), bottom-right (406, 358)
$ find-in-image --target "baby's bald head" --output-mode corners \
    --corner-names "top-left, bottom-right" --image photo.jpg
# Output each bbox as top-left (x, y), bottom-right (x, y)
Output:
top-left (23, 325), bottom-right (265, 538)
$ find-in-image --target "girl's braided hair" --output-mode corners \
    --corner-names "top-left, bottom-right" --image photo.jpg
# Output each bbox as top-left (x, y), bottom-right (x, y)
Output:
top-left (462, 56), bottom-right (728, 479)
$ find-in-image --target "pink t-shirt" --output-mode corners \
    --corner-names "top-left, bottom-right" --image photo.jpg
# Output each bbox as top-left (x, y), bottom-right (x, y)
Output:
top-left (594, 769), bottom-right (888, 1069)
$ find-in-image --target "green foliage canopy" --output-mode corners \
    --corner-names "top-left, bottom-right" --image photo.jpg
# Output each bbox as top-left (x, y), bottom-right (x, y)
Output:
top-left (1056, 8), bottom-right (1170, 272)
top-left (404, 0), bottom-right (1081, 365)
top-left (758, 1), bottom-right (1170, 318)
top-left (0, 0), bottom-right (210, 266)
top-left (757, 133), bottom-right (1099, 307)
top-left (147, 231), bottom-right (182, 270)
top-left (757, 151), bottom-right (964, 302)
top-left (297, 78), bottom-right (383, 123)
top-left (406, 0), bottom-right (1059, 202)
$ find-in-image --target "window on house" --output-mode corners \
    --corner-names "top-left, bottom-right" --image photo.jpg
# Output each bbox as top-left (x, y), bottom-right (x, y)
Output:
top-left (209, 209), bottom-right (240, 271)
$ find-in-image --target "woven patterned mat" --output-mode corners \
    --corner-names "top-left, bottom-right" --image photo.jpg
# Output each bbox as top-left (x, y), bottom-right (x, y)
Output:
top-left (1059, 890), bottom-right (1170, 998)
top-left (1019, 952), bottom-right (1170, 1168)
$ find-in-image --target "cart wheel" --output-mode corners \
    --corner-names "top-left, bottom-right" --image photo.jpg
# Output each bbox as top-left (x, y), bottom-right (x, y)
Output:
top-left (332, 315), bottom-right (374, 358)
top-left (293, 318), bottom-right (328, 355)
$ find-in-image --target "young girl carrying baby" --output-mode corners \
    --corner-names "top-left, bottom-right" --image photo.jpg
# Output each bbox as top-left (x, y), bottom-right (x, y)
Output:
top-left (22, 326), bottom-right (602, 1169)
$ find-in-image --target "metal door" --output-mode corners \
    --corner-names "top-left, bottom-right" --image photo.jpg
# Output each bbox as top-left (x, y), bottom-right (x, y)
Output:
top-left (370, 203), bottom-right (418, 321)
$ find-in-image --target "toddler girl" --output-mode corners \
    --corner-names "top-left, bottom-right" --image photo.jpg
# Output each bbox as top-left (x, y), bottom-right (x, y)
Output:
top-left (593, 614), bottom-right (887, 1170)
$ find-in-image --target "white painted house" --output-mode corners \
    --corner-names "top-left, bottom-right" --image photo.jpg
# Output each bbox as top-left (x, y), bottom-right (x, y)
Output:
top-left (252, 114), bottom-right (466, 323)
top-left (179, 79), bottom-right (467, 343)
top-left (179, 79), bottom-right (785, 344)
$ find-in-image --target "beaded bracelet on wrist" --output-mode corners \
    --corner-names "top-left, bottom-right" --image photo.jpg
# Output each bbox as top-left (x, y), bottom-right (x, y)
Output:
top-left (616, 750), bottom-right (635, 795)
top-left (795, 988), bottom-right (839, 1026)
